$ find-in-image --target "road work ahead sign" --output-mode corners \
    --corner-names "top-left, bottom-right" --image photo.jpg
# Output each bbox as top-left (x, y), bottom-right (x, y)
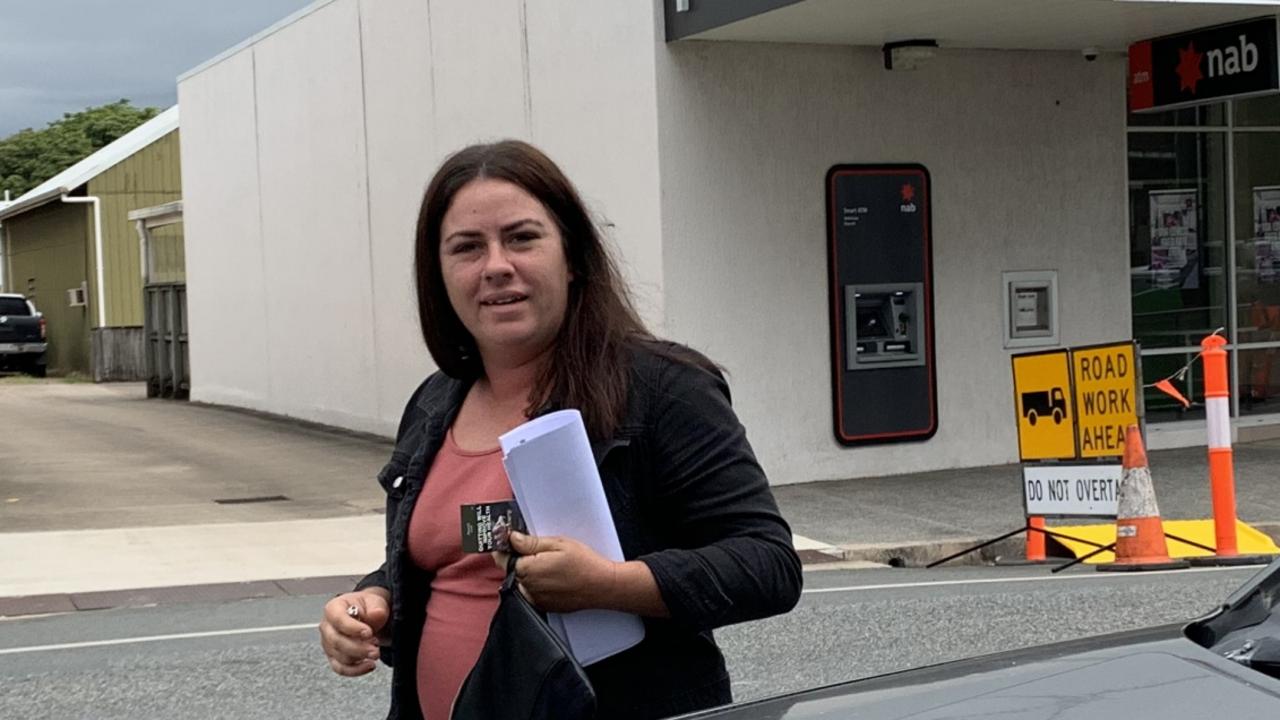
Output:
top-left (1073, 343), bottom-right (1138, 458)
top-left (1011, 341), bottom-right (1139, 461)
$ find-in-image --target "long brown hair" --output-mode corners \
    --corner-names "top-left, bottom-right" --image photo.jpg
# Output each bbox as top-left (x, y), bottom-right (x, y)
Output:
top-left (415, 140), bottom-right (669, 440)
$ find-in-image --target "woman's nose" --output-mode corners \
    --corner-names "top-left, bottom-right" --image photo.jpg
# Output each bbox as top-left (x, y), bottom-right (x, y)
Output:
top-left (481, 243), bottom-right (515, 281)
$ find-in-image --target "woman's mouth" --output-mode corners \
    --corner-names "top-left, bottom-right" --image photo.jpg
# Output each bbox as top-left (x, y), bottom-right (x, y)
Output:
top-left (480, 293), bottom-right (528, 307)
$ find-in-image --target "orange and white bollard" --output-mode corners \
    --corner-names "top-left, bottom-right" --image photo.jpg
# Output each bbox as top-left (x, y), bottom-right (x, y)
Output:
top-left (1196, 335), bottom-right (1275, 566)
top-left (1200, 334), bottom-right (1240, 559)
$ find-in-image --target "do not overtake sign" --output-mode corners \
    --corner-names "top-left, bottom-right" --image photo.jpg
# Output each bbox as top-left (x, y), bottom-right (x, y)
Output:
top-left (1023, 464), bottom-right (1122, 517)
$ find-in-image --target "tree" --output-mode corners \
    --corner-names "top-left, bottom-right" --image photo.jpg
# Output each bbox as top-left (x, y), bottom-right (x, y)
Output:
top-left (0, 100), bottom-right (161, 198)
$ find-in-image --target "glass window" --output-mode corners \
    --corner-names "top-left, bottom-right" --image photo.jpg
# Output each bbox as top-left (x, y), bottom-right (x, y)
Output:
top-left (1128, 131), bottom-right (1229, 422)
top-left (1234, 95), bottom-right (1280, 127)
top-left (0, 297), bottom-right (31, 315)
top-left (1128, 103), bottom-right (1226, 128)
top-left (1233, 131), bottom-right (1280, 414)
top-left (1131, 94), bottom-right (1280, 421)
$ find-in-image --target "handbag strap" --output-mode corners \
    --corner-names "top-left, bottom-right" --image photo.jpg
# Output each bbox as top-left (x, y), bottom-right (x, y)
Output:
top-left (502, 552), bottom-right (520, 593)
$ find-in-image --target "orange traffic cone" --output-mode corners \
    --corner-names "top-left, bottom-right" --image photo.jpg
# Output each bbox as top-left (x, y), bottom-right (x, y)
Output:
top-left (1097, 425), bottom-right (1189, 572)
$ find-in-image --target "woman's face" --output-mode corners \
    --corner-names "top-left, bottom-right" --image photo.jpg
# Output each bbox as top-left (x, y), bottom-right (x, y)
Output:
top-left (439, 178), bottom-right (573, 365)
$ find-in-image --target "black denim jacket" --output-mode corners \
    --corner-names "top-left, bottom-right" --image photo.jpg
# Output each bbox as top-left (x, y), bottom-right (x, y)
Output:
top-left (355, 341), bottom-right (803, 720)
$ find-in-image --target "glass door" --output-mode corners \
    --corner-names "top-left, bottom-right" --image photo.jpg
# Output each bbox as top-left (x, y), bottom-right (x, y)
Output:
top-left (1233, 128), bottom-right (1280, 415)
top-left (1128, 129), bottom-right (1230, 422)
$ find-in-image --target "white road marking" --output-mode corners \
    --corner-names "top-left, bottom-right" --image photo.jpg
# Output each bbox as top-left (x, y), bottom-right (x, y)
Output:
top-left (0, 566), bottom-right (1260, 655)
top-left (791, 534), bottom-right (836, 551)
top-left (802, 564), bottom-right (1257, 595)
top-left (0, 623), bottom-right (316, 655)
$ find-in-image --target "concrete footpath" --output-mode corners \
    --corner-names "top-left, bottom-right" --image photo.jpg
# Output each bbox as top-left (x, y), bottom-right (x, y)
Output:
top-left (2, 381), bottom-right (1279, 617)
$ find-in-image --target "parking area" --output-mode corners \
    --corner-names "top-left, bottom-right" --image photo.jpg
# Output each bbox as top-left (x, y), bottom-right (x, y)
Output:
top-left (0, 381), bottom-right (391, 533)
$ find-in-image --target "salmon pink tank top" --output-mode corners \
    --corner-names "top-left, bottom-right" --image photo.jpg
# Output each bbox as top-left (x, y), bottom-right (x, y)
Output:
top-left (407, 429), bottom-right (510, 720)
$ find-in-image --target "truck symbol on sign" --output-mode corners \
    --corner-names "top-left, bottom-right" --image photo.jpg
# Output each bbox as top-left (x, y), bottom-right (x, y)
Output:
top-left (1022, 387), bottom-right (1067, 426)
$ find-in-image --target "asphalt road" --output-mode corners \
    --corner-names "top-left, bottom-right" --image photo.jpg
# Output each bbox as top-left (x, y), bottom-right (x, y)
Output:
top-left (0, 564), bottom-right (1262, 719)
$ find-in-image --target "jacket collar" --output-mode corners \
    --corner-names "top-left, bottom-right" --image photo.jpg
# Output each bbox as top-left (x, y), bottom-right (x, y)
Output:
top-left (416, 372), bottom-right (471, 430)
top-left (412, 371), bottom-right (628, 465)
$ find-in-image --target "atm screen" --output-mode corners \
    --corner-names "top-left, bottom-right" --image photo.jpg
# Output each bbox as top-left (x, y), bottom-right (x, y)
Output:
top-left (855, 304), bottom-right (891, 339)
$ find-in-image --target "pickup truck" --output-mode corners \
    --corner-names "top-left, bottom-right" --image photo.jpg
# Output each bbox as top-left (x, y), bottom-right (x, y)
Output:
top-left (0, 293), bottom-right (47, 377)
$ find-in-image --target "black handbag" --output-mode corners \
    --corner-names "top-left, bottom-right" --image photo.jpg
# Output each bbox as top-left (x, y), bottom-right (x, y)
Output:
top-left (451, 555), bottom-right (597, 720)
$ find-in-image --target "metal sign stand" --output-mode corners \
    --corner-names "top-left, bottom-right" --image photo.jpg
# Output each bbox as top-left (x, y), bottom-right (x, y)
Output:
top-left (925, 523), bottom-right (1107, 572)
top-left (929, 341), bottom-right (1164, 572)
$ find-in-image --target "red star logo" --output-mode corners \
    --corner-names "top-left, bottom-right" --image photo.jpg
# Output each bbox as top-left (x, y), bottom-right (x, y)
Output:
top-left (901, 184), bottom-right (915, 203)
top-left (1176, 42), bottom-right (1204, 94)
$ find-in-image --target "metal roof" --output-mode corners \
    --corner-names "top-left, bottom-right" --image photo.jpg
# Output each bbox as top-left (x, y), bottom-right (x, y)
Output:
top-left (0, 105), bottom-right (180, 221)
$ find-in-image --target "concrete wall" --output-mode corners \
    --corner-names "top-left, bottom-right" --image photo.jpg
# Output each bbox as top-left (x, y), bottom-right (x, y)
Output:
top-left (181, 2), bottom-right (1132, 485)
top-left (179, 0), bottom-right (665, 433)
top-left (654, 42), bottom-right (1130, 484)
top-left (178, 49), bottom-right (271, 410)
top-left (251, 0), bottom-right (380, 429)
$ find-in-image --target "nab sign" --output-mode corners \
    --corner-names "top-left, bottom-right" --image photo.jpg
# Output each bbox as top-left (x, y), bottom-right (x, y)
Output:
top-left (1129, 17), bottom-right (1280, 113)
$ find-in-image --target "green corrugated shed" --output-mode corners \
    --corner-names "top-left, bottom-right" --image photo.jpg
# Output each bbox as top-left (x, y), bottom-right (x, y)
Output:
top-left (87, 129), bottom-right (184, 326)
top-left (0, 108), bottom-right (182, 377)
top-left (3, 203), bottom-right (91, 374)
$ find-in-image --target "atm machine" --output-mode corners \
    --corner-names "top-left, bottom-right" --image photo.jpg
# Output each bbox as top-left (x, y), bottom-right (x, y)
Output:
top-left (826, 165), bottom-right (937, 445)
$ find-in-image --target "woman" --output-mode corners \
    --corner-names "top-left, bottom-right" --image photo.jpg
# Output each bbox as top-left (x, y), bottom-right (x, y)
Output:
top-left (318, 140), bottom-right (802, 720)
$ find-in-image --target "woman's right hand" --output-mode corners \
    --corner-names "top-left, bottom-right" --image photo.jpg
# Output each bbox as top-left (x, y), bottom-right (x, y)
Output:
top-left (319, 588), bottom-right (392, 677)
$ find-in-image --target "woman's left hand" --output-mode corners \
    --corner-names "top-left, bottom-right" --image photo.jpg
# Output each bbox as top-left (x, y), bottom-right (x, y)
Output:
top-left (496, 531), bottom-right (618, 613)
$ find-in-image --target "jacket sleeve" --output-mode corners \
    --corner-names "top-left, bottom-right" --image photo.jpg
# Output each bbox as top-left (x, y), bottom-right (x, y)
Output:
top-left (636, 358), bottom-right (803, 632)
top-left (353, 376), bottom-right (432, 595)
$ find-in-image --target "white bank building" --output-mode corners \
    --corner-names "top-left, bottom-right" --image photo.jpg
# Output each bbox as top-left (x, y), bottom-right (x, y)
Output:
top-left (178, 0), bottom-right (1280, 485)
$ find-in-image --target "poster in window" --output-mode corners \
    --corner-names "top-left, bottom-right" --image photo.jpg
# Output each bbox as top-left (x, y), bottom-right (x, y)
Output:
top-left (1148, 189), bottom-right (1199, 290)
top-left (1253, 186), bottom-right (1280, 285)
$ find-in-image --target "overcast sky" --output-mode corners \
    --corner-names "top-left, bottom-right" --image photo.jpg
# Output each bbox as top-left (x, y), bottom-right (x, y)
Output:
top-left (0, 0), bottom-right (314, 137)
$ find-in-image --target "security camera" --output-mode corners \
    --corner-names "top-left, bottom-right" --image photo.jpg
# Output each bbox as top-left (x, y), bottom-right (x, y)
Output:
top-left (1082, 47), bottom-right (1099, 62)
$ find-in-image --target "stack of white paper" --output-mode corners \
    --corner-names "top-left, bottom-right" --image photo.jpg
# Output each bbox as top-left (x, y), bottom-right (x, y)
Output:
top-left (498, 409), bottom-right (645, 666)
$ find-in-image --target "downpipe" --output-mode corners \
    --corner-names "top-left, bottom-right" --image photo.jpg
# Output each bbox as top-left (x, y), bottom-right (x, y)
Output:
top-left (60, 194), bottom-right (106, 328)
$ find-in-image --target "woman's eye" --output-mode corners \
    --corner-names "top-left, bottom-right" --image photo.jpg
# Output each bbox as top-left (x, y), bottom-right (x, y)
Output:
top-left (510, 232), bottom-right (538, 244)
top-left (451, 241), bottom-right (481, 254)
